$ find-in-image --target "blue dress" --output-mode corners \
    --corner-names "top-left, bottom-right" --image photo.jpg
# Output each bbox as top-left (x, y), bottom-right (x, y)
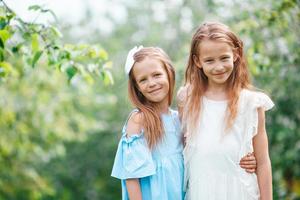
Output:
top-left (111, 109), bottom-right (184, 200)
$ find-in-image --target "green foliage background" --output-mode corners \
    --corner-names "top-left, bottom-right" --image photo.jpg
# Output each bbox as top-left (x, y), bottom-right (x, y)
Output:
top-left (0, 0), bottom-right (299, 199)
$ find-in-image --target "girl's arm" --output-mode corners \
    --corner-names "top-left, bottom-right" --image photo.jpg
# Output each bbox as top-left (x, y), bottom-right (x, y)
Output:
top-left (253, 107), bottom-right (272, 200)
top-left (126, 179), bottom-right (142, 200)
top-left (125, 112), bottom-right (144, 200)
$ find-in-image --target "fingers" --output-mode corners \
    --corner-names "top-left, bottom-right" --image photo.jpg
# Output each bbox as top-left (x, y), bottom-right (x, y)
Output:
top-left (239, 163), bottom-right (256, 169)
top-left (240, 157), bottom-right (255, 163)
top-left (240, 152), bottom-right (256, 172)
top-left (239, 159), bottom-right (256, 165)
top-left (239, 161), bottom-right (256, 174)
top-left (240, 153), bottom-right (255, 161)
top-left (239, 159), bottom-right (256, 168)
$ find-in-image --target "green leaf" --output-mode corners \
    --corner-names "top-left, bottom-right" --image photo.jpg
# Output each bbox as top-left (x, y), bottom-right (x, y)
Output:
top-left (22, 32), bottom-right (31, 40)
top-left (11, 43), bottom-right (22, 53)
top-left (101, 70), bottom-right (114, 85)
top-left (58, 50), bottom-right (71, 60)
top-left (0, 49), bottom-right (4, 61)
top-left (28, 5), bottom-right (42, 11)
top-left (0, 61), bottom-right (13, 77)
top-left (50, 26), bottom-right (63, 38)
top-left (0, 29), bottom-right (10, 43)
top-left (99, 49), bottom-right (108, 60)
top-left (66, 66), bottom-right (77, 81)
top-left (87, 47), bottom-right (97, 58)
top-left (0, 18), bottom-right (7, 29)
top-left (103, 61), bottom-right (113, 69)
top-left (47, 49), bottom-right (59, 65)
top-left (6, 12), bottom-right (16, 21)
top-left (83, 73), bottom-right (94, 85)
top-left (32, 50), bottom-right (43, 68)
top-left (31, 33), bottom-right (40, 52)
top-left (0, 38), bottom-right (3, 49)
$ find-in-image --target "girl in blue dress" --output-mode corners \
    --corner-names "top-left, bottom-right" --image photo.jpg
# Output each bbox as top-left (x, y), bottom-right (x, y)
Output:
top-left (111, 46), bottom-right (256, 200)
top-left (112, 46), bottom-right (184, 200)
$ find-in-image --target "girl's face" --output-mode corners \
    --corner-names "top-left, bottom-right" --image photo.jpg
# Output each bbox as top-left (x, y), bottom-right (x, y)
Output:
top-left (132, 57), bottom-right (170, 106)
top-left (196, 39), bottom-right (236, 88)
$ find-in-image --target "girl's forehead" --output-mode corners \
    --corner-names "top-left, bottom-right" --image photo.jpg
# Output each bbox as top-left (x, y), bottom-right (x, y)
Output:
top-left (198, 40), bottom-right (233, 54)
top-left (135, 57), bottom-right (163, 68)
top-left (133, 58), bottom-right (165, 76)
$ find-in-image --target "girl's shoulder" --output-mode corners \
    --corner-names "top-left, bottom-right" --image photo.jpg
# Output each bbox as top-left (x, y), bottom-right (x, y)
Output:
top-left (122, 109), bottom-right (144, 137)
top-left (240, 88), bottom-right (271, 101)
top-left (239, 89), bottom-right (274, 111)
top-left (112, 109), bottom-right (155, 180)
top-left (177, 84), bottom-right (191, 106)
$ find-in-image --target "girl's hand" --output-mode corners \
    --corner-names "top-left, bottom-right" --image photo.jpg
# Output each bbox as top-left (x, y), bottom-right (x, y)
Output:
top-left (239, 152), bottom-right (257, 173)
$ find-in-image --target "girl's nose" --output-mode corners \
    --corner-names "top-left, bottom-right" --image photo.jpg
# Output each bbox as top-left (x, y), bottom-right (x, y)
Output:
top-left (148, 78), bottom-right (157, 87)
top-left (214, 62), bottom-right (224, 71)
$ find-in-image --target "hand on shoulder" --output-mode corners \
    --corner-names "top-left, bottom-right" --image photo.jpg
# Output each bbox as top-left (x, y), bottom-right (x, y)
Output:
top-left (176, 85), bottom-right (190, 106)
top-left (126, 111), bottom-right (143, 137)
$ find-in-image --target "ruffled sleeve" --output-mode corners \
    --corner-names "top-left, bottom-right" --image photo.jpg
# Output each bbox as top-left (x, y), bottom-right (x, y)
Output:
top-left (248, 91), bottom-right (274, 138)
top-left (255, 92), bottom-right (274, 111)
top-left (111, 112), bottom-right (156, 180)
top-left (238, 91), bottom-right (274, 198)
top-left (239, 91), bottom-right (274, 154)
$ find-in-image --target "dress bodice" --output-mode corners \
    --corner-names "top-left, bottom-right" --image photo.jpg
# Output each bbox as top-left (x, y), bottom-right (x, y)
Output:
top-left (184, 89), bottom-right (274, 200)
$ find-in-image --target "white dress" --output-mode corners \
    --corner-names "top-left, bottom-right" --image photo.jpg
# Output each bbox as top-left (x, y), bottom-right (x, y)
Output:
top-left (184, 89), bottom-right (274, 200)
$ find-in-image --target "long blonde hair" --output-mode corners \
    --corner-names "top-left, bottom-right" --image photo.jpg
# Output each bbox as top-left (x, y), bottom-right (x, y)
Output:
top-left (183, 22), bottom-right (252, 135)
top-left (128, 47), bottom-right (175, 149)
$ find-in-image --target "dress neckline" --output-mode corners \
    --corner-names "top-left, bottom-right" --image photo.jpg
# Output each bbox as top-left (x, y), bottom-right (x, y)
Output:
top-left (203, 96), bottom-right (228, 104)
top-left (161, 108), bottom-right (174, 118)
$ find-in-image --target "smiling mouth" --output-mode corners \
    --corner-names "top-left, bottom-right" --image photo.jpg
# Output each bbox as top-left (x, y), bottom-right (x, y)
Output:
top-left (149, 88), bottom-right (161, 94)
top-left (214, 72), bottom-right (226, 76)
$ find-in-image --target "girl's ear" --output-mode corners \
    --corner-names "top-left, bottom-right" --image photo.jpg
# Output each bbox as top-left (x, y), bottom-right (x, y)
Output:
top-left (193, 55), bottom-right (202, 68)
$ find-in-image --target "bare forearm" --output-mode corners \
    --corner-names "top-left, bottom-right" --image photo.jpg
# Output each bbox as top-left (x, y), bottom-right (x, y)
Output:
top-left (126, 179), bottom-right (142, 200)
top-left (256, 159), bottom-right (273, 200)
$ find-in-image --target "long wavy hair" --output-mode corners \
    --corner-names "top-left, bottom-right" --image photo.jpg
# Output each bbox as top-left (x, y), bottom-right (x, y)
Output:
top-left (128, 47), bottom-right (175, 149)
top-left (183, 22), bottom-right (252, 135)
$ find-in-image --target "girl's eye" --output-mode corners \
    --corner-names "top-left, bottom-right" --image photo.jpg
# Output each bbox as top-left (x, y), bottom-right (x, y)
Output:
top-left (221, 56), bottom-right (230, 60)
top-left (139, 79), bottom-right (146, 83)
top-left (154, 73), bottom-right (161, 77)
top-left (205, 59), bottom-right (213, 63)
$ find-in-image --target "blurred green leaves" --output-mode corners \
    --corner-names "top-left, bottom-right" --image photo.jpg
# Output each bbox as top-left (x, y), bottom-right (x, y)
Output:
top-left (0, 1), bottom-right (116, 199)
top-left (0, 0), bottom-right (113, 85)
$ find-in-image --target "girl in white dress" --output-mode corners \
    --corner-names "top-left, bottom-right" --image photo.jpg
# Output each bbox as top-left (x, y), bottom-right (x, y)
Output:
top-left (178, 22), bottom-right (274, 200)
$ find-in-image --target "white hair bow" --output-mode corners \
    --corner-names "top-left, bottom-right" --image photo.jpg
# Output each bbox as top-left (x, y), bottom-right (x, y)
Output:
top-left (124, 45), bottom-right (144, 75)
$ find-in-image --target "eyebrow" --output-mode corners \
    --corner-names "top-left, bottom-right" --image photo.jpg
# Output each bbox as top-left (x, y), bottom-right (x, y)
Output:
top-left (202, 57), bottom-right (213, 60)
top-left (151, 70), bottom-right (162, 75)
top-left (202, 53), bottom-right (231, 59)
top-left (220, 53), bottom-right (231, 57)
